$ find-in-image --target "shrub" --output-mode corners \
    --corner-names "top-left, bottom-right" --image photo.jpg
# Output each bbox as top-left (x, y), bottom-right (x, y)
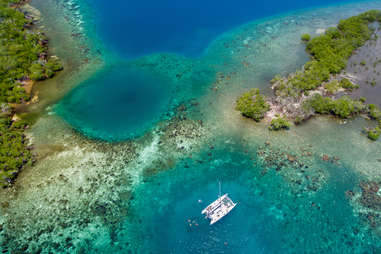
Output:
top-left (45, 56), bottom-right (64, 72)
top-left (329, 97), bottom-right (357, 118)
top-left (306, 94), bottom-right (331, 114)
top-left (236, 88), bottom-right (270, 121)
top-left (269, 115), bottom-right (291, 130)
top-left (0, 2), bottom-right (63, 101)
top-left (340, 78), bottom-right (359, 91)
top-left (367, 127), bottom-right (381, 141)
top-left (29, 63), bottom-right (45, 81)
top-left (306, 94), bottom-right (365, 118)
top-left (45, 68), bottom-right (54, 78)
top-left (301, 33), bottom-right (311, 42)
top-left (368, 104), bottom-right (381, 120)
top-left (270, 75), bottom-right (282, 84)
top-left (324, 80), bottom-right (340, 94)
top-left (0, 116), bottom-right (32, 186)
top-left (273, 10), bottom-right (381, 98)
top-left (0, 0), bottom-right (64, 186)
top-left (294, 116), bottom-right (304, 125)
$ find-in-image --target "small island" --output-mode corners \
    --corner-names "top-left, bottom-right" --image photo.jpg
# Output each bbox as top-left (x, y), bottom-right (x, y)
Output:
top-left (1, 1), bottom-right (381, 253)
top-left (0, 0), bottom-right (63, 186)
top-left (236, 10), bottom-right (381, 140)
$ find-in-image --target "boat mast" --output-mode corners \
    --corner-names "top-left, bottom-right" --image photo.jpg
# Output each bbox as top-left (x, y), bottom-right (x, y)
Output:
top-left (219, 181), bottom-right (222, 205)
top-left (219, 181), bottom-right (221, 198)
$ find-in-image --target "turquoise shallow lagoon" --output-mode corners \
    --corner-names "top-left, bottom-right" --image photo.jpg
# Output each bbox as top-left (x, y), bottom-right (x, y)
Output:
top-left (128, 145), bottom-right (284, 253)
top-left (1, 0), bottom-right (381, 253)
top-left (125, 142), bottom-right (373, 253)
top-left (56, 0), bottom-right (362, 142)
top-left (56, 65), bottom-right (172, 141)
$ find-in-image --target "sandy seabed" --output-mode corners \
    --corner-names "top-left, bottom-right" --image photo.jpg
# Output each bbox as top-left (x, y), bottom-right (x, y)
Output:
top-left (1, 0), bottom-right (381, 253)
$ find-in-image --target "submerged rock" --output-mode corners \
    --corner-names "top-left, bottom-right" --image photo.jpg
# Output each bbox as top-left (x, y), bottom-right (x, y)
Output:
top-left (322, 154), bottom-right (330, 161)
top-left (349, 180), bottom-right (381, 233)
top-left (256, 142), bottom-right (326, 195)
top-left (359, 181), bottom-right (381, 210)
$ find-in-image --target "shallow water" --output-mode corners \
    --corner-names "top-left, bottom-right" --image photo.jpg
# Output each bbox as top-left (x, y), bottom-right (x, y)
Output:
top-left (128, 145), bottom-right (284, 253)
top-left (2, 0), bottom-right (381, 253)
top-left (124, 142), bottom-right (375, 254)
top-left (57, 0), bottom-right (369, 142)
top-left (56, 65), bottom-right (172, 141)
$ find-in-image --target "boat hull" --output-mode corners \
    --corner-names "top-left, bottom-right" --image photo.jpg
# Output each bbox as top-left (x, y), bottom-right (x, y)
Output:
top-left (202, 194), bottom-right (237, 225)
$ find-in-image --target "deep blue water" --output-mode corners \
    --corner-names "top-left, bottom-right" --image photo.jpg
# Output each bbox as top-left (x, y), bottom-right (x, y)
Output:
top-left (58, 0), bottom-right (359, 141)
top-left (91, 0), bottom-right (353, 57)
top-left (46, 0), bottom-right (381, 253)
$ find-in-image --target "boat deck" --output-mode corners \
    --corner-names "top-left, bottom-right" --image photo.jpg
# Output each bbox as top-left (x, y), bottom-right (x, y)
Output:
top-left (201, 194), bottom-right (237, 225)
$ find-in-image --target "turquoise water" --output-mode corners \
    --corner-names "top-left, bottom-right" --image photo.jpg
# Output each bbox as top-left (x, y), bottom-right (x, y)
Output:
top-left (116, 141), bottom-right (379, 253)
top-left (27, 0), bottom-right (381, 253)
top-left (56, 65), bottom-right (172, 141)
top-left (128, 145), bottom-right (283, 253)
top-left (92, 0), bottom-right (351, 57)
top-left (56, 0), bottom-right (361, 142)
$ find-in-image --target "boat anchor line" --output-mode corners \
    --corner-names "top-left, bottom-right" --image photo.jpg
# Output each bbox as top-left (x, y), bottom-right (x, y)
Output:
top-left (201, 182), bottom-right (237, 225)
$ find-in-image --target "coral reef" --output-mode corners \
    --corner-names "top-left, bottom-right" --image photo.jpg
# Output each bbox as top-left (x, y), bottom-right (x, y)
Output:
top-left (255, 142), bottom-right (330, 195)
top-left (348, 180), bottom-right (381, 236)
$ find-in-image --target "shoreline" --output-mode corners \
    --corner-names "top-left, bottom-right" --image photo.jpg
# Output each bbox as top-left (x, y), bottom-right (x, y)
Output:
top-left (25, 0), bottom-right (104, 112)
top-left (236, 10), bottom-right (381, 139)
top-left (0, 0), bottom-right (70, 187)
top-left (1, 0), bottom-right (381, 252)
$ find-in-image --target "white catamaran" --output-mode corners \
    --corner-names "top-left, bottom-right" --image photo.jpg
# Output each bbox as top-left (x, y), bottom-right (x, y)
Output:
top-left (201, 182), bottom-right (237, 225)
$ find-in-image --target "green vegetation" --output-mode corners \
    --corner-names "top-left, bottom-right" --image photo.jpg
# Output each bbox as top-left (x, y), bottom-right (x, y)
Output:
top-left (304, 94), bottom-right (365, 118)
top-left (270, 74), bottom-right (282, 84)
top-left (273, 10), bottom-right (381, 97)
top-left (304, 94), bottom-right (381, 121)
top-left (367, 127), bottom-right (381, 141)
top-left (269, 115), bottom-right (291, 131)
top-left (340, 78), bottom-right (359, 91)
top-left (294, 116), bottom-right (304, 125)
top-left (274, 60), bottom-right (330, 98)
top-left (301, 33), bottom-right (311, 42)
top-left (237, 11), bottom-right (381, 141)
top-left (322, 78), bottom-right (360, 96)
top-left (324, 78), bottom-right (360, 94)
top-left (29, 63), bottom-right (45, 81)
top-left (324, 80), bottom-right (340, 94)
top-left (0, 116), bottom-right (32, 185)
top-left (0, 0), bottom-right (63, 103)
top-left (321, 78), bottom-right (359, 95)
top-left (0, 0), bottom-right (63, 185)
top-left (366, 119), bottom-right (381, 141)
top-left (368, 104), bottom-right (381, 120)
top-left (236, 88), bottom-right (270, 121)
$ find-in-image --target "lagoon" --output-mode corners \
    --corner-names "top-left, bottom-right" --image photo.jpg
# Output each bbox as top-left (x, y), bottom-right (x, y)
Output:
top-left (91, 0), bottom-right (352, 57)
top-left (4, 0), bottom-right (381, 253)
